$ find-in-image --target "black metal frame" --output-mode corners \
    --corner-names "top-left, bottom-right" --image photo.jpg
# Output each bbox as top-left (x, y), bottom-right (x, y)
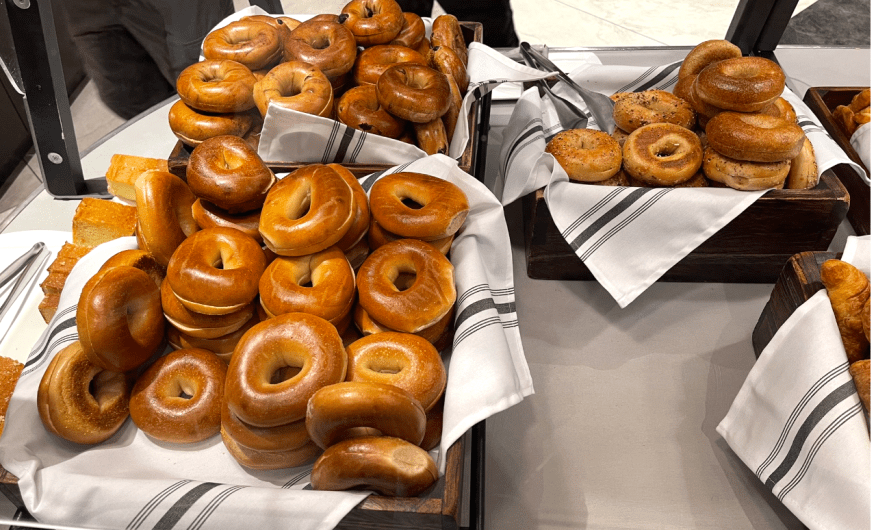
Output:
top-left (725, 0), bottom-right (801, 58)
top-left (3, 0), bottom-right (107, 198)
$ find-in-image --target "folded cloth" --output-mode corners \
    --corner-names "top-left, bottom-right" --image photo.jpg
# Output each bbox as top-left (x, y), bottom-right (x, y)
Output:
top-left (200, 7), bottom-right (553, 165)
top-left (494, 54), bottom-right (867, 307)
top-left (850, 122), bottom-right (871, 175)
top-left (717, 236), bottom-right (871, 530)
top-left (0, 155), bottom-right (532, 530)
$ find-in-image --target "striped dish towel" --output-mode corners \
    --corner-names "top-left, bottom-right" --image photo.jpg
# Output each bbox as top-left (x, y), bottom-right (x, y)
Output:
top-left (0, 155), bottom-right (532, 530)
top-left (494, 56), bottom-right (866, 307)
top-left (717, 236), bottom-right (871, 530)
top-left (203, 7), bottom-right (554, 164)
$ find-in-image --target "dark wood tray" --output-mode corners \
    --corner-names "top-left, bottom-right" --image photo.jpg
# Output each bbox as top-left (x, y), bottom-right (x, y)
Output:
top-left (751, 251), bottom-right (838, 357)
top-left (523, 170), bottom-right (849, 283)
top-left (169, 22), bottom-right (484, 180)
top-left (803, 87), bottom-right (870, 235)
top-left (0, 435), bottom-right (466, 529)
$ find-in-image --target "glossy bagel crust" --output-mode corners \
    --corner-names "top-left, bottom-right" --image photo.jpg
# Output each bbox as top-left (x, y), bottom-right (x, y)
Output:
top-left (336, 84), bottom-right (407, 138)
top-left (225, 312), bottom-right (347, 427)
top-left (346, 332), bottom-right (446, 411)
top-left (622, 123), bottom-right (703, 186)
top-left (259, 164), bottom-right (355, 256)
top-left (677, 39), bottom-right (742, 80)
top-left (376, 63), bottom-right (451, 123)
top-left (161, 278), bottom-right (254, 339)
top-left (77, 266), bottom-right (164, 373)
top-left (187, 135), bottom-right (276, 213)
top-left (305, 381), bottom-right (427, 449)
top-left (253, 61), bottom-right (334, 118)
top-left (134, 171), bottom-right (199, 268)
top-left (356, 239), bottom-right (456, 333)
top-left (352, 44), bottom-right (427, 86)
top-left (129, 348), bottom-right (226, 443)
top-left (165, 227), bottom-right (267, 315)
top-left (695, 57), bottom-right (785, 112)
top-left (203, 19), bottom-right (283, 70)
top-left (176, 60), bottom-right (257, 113)
top-left (329, 164), bottom-right (371, 252)
top-left (168, 100), bottom-right (254, 147)
top-left (369, 172), bottom-right (469, 240)
top-left (311, 436), bottom-right (438, 496)
top-left (221, 400), bottom-right (311, 452)
top-left (221, 425), bottom-right (321, 470)
top-left (38, 341), bottom-right (132, 445)
top-left (702, 146), bottom-right (791, 190)
top-left (284, 18), bottom-right (358, 78)
top-left (430, 14), bottom-right (467, 66)
top-left (340, 0), bottom-right (405, 46)
top-left (612, 90), bottom-right (696, 133)
top-left (191, 199), bottom-right (263, 243)
top-left (705, 112), bottom-right (805, 162)
top-left (390, 12), bottom-right (425, 48)
top-left (545, 129), bottom-right (623, 183)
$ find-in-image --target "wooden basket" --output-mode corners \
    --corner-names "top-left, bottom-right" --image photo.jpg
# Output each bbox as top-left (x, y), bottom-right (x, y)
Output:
top-left (168, 22), bottom-right (484, 180)
top-left (803, 87), bottom-right (870, 235)
top-left (751, 251), bottom-right (838, 357)
top-left (0, 435), bottom-right (467, 530)
top-left (523, 170), bottom-right (849, 283)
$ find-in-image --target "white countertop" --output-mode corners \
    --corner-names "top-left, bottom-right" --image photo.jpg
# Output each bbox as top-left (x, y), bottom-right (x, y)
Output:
top-left (2, 45), bottom-right (869, 530)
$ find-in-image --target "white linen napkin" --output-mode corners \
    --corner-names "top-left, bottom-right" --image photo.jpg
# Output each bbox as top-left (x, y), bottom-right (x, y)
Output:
top-left (199, 7), bottom-right (553, 165)
top-left (0, 155), bottom-right (532, 530)
top-left (494, 55), bottom-right (867, 307)
top-left (717, 235), bottom-right (870, 530)
top-left (850, 122), bottom-right (871, 174)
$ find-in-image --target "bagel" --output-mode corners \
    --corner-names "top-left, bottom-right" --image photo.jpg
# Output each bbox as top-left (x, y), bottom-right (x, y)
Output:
top-left (187, 135), bottom-right (276, 214)
top-left (253, 61), bottom-right (334, 118)
top-left (176, 60), bottom-right (257, 113)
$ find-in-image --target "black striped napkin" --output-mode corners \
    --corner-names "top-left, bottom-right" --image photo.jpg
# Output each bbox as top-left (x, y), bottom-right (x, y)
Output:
top-left (495, 58), bottom-right (866, 307)
top-left (718, 236), bottom-right (871, 530)
top-left (0, 155), bottom-right (532, 530)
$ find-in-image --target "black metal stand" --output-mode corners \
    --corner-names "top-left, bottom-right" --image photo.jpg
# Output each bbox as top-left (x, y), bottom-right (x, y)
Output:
top-left (725, 0), bottom-right (800, 56)
top-left (3, 0), bottom-right (107, 198)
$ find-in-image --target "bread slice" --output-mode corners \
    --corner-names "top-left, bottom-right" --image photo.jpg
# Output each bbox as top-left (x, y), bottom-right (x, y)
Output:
top-left (46, 242), bottom-right (90, 275)
top-left (39, 270), bottom-right (68, 296)
top-left (38, 293), bottom-right (60, 323)
top-left (106, 154), bottom-right (169, 201)
top-left (72, 198), bottom-right (137, 248)
top-left (0, 355), bottom-right (24, 435)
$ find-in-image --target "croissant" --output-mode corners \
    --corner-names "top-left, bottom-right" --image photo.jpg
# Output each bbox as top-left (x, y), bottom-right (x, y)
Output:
top-left (821, 259), bottom-right (871, 364)
top-left (863, 298), bottom-right (871, 343)
top-left (849, 359), bottom-right (870, 415)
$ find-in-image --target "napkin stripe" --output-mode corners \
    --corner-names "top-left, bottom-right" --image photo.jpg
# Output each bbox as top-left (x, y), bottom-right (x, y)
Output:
top-left (763, 379), bottom-right (857, 489)
top-left (502, 120), bottom-right (543, 176)
top-left (453, 316), bottom-right (501, 349)
top-left (282, 470), bottom-right (311, 489)
top-left (350, 130), bottom-right (367, 163)
top-left (755, 362), bottom-right (850, 478)
top-left (578, 188), bottom-right (673, 260)
top-left (23, 317), bottom-right (78, 376)
top-left (627, 61), bottom-right (682, 93)
top-left (567, 188), bottom-right (653, 250)
top-left (187, 485), bottom-right (247, 530)
top-left (128, 480), bottom-right (192, 530)
top-left (152, 482), bottom-right (222, 530)
top-left (455, 298), bottom-right (515, 327)
top-left (798, 118), bottom-right (827, 135)
top-left (473, 80), bottom-right (508, 101)
top-left (24, 306), bottom-right (75, 364)
top-left (616, 66), bottom-right (657, 94)
top-left (321, 121), bottom-right (342, 164)
top-left (561, 188), bottom-right (626, 238)
top-left (332, 126), bottom-right (357, 164)
top-left (360, 161), bottom-right (415, 192)
top-left (22, 332), bottom-right (77, 377)
top-left (776, 401), bottom-right (863, 501)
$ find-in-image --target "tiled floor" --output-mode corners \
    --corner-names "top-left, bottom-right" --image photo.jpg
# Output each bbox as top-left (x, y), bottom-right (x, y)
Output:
top-left (0, 0), bottom-right (869, 527)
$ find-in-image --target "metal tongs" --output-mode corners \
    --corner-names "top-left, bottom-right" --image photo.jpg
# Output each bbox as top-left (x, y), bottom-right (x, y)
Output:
top-left (0, 242), bottom-right (48, 336)
top-left (519, 42), bottom-right (616, 134)
top-left (519, 45), bottom-right (589, 131)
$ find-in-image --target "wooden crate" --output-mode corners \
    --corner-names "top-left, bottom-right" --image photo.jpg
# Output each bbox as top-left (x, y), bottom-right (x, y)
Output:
top-left (523, 170), bottom-right (849, 283)
top-left (803, 87), bottom-right (870, 235)
top-left (751, 251), bottom-right (838, 357)
top-left (0, 435), bottom-right (466, 530)
top-left (168, 22), bottom-right (484, 180)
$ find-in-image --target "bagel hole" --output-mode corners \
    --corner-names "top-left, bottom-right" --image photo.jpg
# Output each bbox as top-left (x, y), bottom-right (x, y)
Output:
top-left (270, 366), bottom-right (302, 384)
top-left (654, 143), bottom-right (681, 157)
top-left (369, 362), bottom-right (402, 374)
top-left (393, 271), bottom-right (417, 291)
top-left (401, 197), bottom-right (424, 210)
top-left (89, 371), bottom-right (126, 409)
top-left (311, 37), bottom-right (330, 50)
top-left (288, 192), bottom-right (311, 220)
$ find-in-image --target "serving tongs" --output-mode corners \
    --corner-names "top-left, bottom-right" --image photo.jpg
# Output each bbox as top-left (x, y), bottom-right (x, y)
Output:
top-left (519, 42), bottom-right (616, 134)
top-left (518, 45), bottom-right (589, 131)
top-left (0, 242), bottom-right (48, 341)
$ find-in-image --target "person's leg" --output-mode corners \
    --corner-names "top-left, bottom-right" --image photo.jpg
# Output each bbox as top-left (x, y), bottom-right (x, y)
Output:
top-left (59, 0), bottom-right (173, 119)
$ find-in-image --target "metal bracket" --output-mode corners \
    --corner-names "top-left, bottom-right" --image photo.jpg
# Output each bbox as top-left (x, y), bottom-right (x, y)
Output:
top-left (726, 0), bottom-right (800, 56)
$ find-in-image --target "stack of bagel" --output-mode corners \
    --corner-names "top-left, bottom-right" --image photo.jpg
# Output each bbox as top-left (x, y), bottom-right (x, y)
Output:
top-left (545, 39), bottom-right (818, 191)
top-left (169, 0), bottom-right (468, 156)
top-left (38, 138), bottom-right (470, 497)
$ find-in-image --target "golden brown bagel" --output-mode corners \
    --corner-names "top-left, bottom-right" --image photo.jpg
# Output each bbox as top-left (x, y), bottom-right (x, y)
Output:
top-left (221, 400), bottom-right (311, 452)
top-left (225, 312), bottom-right (347, 427)
top-left (340, 0), bottom-right (405, 46)
top-left (134, 171), bottom-right (199, 268)
top-left (352, 44), bottom-right (427, 86)
top-left (161, 278), bottom-right (255, 339)
top-left (369, 172), bottom-right (469, 240)
top-left (191, 199), bottom-right (263, 244)
top-left (545, 129), bottom-right (623, 183)
top-left (168, 100), bottom-right (255, 148)
top-left (328, 164), bottom-right (371, 252)
top-left (705, 112), bottom-right (805, 162)
top-left (284, 18), bottom-right (358, 78)
top-left (336, 84), bottom-right (407, 138)
top-left (176, 60), bottom-right (257, 113)
top-left (622, 123), bottom-right (703, 186)
top-left (695, 57), bottom-right (785, 112)
top-left (187, 135), bottom-right (276, 214)
top-left (701, 147), bottom-right (790, 190)
top-left (430, 14), bottom-right (467, 66)
top-left (376, 63), bottom-right (451, 123)
top-left (427, 45), bottom-right (467, 95)
top-left (129, 348), bottom-right (226, 443)
top-left (677, 39), bottom-right (742, 80)
top-left (221, 425), bottom-right (321, 470)
top-left (413, 118), bottom-right (449, 155)
top-left (253, 61), bottom-right (334, 118)
top-left (390, 12), bottom-right (425, 48)
top-left (166, 313), bottom-right (260, 362)
top-left (612, 90), bottom-right (696, 133)
top-left (38, 341), bottom-right (131, 445)
top-left (203, 19), bottom-right (283, 70)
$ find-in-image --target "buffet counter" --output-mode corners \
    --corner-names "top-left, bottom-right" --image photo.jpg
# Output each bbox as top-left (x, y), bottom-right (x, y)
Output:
top-left (1, 45), bottom-right (870, 529)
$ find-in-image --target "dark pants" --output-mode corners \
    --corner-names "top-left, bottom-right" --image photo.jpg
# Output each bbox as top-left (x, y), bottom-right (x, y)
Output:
top-left (59, 0), bottom-right (282, 119)
top-left (396, 0), bottom-right (519, 48)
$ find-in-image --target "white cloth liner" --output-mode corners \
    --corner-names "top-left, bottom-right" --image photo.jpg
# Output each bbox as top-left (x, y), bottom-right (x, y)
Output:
top-left (850, 122), bottom-right (871, 174)
top-left (200, 7), bottom-right (553, 165)
top-left (717, 235), bottom-right (871, 530)
top-left (0, 155), bottom-right (533, 530)
top-left (493, 53), bottom-right (868, 307)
